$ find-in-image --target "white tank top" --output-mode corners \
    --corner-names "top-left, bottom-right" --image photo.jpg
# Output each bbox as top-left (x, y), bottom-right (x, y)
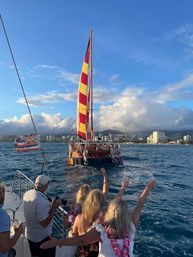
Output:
top-left (95, 223), bottom-right (135, 257)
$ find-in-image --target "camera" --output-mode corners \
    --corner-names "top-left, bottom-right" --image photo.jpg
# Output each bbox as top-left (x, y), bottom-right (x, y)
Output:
top-left (61, 199), bottom-right (67, 206)
top-left (55, 196), bottom-right (67, 206)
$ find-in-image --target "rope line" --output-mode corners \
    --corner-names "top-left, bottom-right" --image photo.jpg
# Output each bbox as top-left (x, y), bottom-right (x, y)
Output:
top-left (0, 15), bottom-right (47, 169)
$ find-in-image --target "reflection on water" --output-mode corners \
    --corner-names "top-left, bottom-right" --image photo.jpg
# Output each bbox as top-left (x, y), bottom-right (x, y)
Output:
top-left (0, 142), bottom-right (193, 256)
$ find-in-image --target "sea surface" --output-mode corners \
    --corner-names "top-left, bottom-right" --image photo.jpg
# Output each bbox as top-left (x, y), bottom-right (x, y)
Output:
top-left (0, 142), bottom-right (193, 257)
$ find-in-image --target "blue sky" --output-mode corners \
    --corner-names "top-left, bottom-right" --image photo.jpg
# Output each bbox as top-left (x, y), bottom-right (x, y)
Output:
top-left (1, 0), bottom-right (193, 135)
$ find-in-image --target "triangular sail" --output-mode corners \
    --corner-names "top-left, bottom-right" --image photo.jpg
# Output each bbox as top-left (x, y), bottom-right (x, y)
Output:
top-left (77, 39), bottom-right (90, 139)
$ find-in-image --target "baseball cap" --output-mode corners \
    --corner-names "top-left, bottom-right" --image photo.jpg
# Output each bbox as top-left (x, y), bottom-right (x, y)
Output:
top-left (35, 175), bottom-right (50, 186)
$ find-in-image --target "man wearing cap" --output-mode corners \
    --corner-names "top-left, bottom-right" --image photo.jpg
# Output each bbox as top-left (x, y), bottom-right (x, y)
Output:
top-left (0, 183), bottom-right (23, 257)
top-left (23, 175), bottom-right (61, 257)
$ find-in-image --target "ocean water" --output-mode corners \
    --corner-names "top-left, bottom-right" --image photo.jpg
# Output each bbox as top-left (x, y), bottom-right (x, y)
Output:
top-left (0, 142), bottom-right (193, 257)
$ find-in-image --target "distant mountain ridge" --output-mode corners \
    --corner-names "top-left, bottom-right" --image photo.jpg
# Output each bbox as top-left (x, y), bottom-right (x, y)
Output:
top-left (97, 129), bottom-right (193, 139)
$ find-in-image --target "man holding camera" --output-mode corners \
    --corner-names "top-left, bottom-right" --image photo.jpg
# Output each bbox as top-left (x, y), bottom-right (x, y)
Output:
top-left (23, 175), bottom-right (61, 257)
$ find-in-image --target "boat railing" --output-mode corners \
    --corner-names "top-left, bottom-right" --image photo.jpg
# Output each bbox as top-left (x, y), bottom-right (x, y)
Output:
top-left (73, 140), bottom-right (118, 145)
top-left (12, 170), bottom-right (34, 198)
top-left (12, 170), bottom-right (68, 238)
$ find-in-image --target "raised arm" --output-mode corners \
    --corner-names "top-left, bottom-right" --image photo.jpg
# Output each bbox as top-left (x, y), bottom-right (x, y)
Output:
top-left (100, 168), bottom-right (108, 198)
top-left (115, 179), bottom-right (129, 200)
top-left (132, 180), bottom-right (156, 229)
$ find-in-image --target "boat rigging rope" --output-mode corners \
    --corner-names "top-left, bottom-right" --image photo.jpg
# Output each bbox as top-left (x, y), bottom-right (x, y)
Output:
top-left (0, 15), bottom-right (47, 172)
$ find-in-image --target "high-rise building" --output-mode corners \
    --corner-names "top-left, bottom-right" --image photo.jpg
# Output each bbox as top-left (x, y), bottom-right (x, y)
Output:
top-left (147, 131), bottom-right (168, 144)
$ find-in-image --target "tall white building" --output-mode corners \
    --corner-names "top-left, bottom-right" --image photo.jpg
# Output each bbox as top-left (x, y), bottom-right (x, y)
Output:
top-left (183, 135), bottom-right (192, 143)
top-left (147, 131), bottom-right (168, 144)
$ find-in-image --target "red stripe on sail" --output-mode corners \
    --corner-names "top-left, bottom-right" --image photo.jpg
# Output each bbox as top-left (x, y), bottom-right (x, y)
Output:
top-left (81, 73), bottom-right (88, 85)
top-left (84, 39), bottom-right (90, 63)
top-left (87, 88), bottom-right (90, 138)
top-left (78, 131), bottom-right (86, 139)
top-left (79, 93), bottom-right (87, 105)
top-left (79, 113), bottom-right (87, 124)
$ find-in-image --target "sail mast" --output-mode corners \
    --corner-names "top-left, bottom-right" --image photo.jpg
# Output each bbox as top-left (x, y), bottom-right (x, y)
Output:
top-left (89, 29), bottom-right (94, 139)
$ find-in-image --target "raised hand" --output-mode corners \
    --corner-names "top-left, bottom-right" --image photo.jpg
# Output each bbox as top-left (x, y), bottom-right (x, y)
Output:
top-left (121, 179), bottom-right (129, 189)
top-left (146, 180), bottom-right (156, 191)
top-left (52, 198), bottom-right (62, 209)
top-left (100, 168), bottom-right (107, 176)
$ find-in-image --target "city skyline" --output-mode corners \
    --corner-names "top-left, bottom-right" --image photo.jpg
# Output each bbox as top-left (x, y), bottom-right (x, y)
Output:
top-left (1, 1), bottom-right (193, 135)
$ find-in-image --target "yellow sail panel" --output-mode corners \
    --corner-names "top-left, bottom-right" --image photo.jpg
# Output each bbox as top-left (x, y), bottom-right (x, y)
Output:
top-left (79, 103), bottom-right (87, 115)
top-left (82, 61), bottom-right (88, 75)
top-left (79, 123), bottom-right (86, 134)
top-left (79, 82), bottom-right (87, 95)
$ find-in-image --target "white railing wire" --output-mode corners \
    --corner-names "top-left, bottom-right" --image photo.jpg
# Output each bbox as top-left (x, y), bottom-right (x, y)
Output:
top-left (12, 170), bottom-right (68, 238)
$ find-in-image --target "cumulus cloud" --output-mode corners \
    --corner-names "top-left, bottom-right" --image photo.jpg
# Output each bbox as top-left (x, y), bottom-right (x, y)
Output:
top-left (0, 113), bottom-right (75, 135)
top-left (1, 69), bottom-right (193, 135)
top-left (94, 73), bottom-right (193, 132)
top-left (96, 88), bottom-right (193, 132)
top-left (1, 88), bottom-right (193, 135)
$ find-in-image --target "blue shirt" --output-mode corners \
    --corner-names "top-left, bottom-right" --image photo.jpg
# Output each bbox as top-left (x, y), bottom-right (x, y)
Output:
top-left (0, 207), bottom-right (10, 257)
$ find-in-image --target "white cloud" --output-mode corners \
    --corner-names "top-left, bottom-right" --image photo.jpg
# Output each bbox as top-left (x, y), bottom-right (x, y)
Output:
top-left (58, 70), bottom-right (79, 85)
top-left (156, 73), bottom-right (193, 103)
top-left (17, 91), bottom-right (76, 107)
top-left (93, 74), bottom-right (193, 132)
top-left (36, 65), bottom-right (59, 70)
top-left (96, 91), bottom-right (193, 132)
top-left (0, 113), bottom-right (75, 135)
top-left (31, 64), bottom-right (80, 85)
top-left (2, 70), bottom-right (193, 135)
top-left (166, 24), bottom-right (193, 59)
top-left (110, 74), bottom-right (122, 86)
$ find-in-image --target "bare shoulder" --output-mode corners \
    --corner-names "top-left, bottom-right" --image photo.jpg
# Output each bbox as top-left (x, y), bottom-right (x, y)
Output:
top-left (74, 213), bottom-right (84, 223)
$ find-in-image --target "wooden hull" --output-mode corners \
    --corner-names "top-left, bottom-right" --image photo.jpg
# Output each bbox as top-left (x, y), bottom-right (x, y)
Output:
top-left (67, 140), bottom-right (122, 166)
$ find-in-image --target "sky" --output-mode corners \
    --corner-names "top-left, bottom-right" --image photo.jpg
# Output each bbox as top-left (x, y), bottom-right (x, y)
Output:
top-left (1, 0), bottom-right (193, 135)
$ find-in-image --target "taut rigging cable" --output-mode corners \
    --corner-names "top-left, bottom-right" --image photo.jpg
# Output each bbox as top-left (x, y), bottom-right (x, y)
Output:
top-left (0, 15), bottom-right (47, 173)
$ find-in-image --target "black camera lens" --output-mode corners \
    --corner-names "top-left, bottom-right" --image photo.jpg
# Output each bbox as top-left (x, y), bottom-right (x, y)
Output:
top-left (61, 199), bottom-right (67, 206)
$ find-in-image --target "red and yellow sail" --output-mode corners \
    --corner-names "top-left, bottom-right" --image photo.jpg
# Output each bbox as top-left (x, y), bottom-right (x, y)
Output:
top-left (77, 39), bottom-right (90, 139)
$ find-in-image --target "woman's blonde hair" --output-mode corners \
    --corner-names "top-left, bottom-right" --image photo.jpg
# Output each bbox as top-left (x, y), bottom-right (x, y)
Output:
top-left (104, 199), bottom-right (132, 238)
top-left (76, 184), bottom-right (91, 207)
top-left (83, 189), bottom-right (104, 224)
